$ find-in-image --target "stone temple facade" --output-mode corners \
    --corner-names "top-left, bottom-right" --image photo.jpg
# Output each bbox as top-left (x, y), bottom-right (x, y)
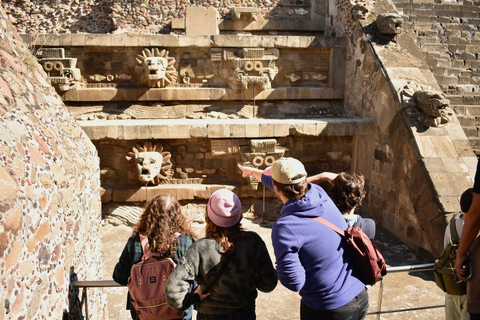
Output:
top-left (1, 0), bottom-right (480, 317)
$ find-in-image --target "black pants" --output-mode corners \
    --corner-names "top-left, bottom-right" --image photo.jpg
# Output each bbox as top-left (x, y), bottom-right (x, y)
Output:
top-left (197, 305), bottom-right (256, 320)
top-left (300, 288), bottom-right (369, 320)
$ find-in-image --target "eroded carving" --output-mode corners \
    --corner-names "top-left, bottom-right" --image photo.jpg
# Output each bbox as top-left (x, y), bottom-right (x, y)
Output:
top-left (402, 85), bottom-right (453, 127)
top-left (376, 13), bottom-right (404, 35)
top-left (88, 73), bottom-right (132, 82)
top-left (36, 48), bottom-right (83, 91)
top-left (211, 140), bottom-right (241, 156)
top-left (179, 53), bottom-right (214, 85)
top-left (126, 141), bottom-right (173, 184)
top-left (135, 48), bottom-right (178, 88)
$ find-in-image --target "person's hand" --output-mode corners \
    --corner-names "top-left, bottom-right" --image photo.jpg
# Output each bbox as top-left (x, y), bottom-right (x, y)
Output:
top-left (194, 285), bottom-right (210, 301)
top-left (455, 254), bottom-right (470, 282)
top-left (237, 163), bottom-right (253, 178)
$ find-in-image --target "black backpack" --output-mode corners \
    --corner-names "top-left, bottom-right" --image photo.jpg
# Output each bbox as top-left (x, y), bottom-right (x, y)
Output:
top-left (433, 215), bottom-right (467, 295)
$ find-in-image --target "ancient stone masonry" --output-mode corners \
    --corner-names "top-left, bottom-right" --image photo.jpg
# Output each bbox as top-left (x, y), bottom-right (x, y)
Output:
top-left (2, 0), bottom-right (324, 34)
top-left (390, 0), bottom-right (480, 154)
top-left (0, 6), bottom-right (106, 320)
top-left (5, 0), bottom-right (479, 265)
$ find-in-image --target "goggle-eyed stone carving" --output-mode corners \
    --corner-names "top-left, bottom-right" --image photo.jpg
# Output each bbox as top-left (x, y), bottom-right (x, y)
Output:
top-left (37, 48), bottom-right (82, 91)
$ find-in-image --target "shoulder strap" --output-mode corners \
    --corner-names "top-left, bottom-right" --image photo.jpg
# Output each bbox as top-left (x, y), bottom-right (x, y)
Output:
top-left (139, 233), bottom-right (161, 260)
top-left (449, 218), bottom-right (460, 246)
top-left (312, 216), bottom-right (345, 237)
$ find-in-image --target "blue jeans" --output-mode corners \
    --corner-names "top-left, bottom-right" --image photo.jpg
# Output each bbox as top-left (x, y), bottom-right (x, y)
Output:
top-left (471, 314), bottom-right (480, 320)
top-left (300, 287), bottom-right (369, 320)
top-left (197, 305), bottom-right (256, 320)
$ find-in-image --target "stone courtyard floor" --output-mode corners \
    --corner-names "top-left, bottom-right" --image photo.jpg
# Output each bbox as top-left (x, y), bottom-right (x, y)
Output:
top-left (101, 217), bottom-right (445, 320)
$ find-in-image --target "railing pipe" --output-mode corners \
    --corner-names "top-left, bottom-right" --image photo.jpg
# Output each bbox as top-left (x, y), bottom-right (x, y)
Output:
top-left (73, 263), bottom-right (442, 319)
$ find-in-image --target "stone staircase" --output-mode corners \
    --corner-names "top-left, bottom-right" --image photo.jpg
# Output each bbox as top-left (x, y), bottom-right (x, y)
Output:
top-left (391, 0), bottom-right (480, 154)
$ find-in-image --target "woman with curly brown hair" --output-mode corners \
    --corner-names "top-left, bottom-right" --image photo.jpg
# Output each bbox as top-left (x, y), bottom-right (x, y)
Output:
top-left (165, 188), bottom-right (278, 320)
top-left (113, 194), bottom-right (195, 320)
top-left (308, 171), bottom-right (376, 239)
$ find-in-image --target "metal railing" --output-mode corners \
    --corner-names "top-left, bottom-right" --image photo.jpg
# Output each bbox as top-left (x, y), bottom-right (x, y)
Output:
top-left (73, 263), bottom-right (441, 320)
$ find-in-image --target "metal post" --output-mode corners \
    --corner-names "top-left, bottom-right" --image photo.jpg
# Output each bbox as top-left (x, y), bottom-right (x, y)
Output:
top-left (376, 279), bottom-right (384, 320)
top-left (262, 185), bottom-right (265, 224)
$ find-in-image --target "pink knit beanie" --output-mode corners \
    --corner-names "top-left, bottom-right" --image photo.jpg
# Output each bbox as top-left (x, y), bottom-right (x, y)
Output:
top-left (207, 189), bottom-right (242, 228)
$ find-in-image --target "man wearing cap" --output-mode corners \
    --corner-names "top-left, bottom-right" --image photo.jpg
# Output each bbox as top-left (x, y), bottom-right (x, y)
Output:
top-left (239, 158), bottom-right (368, 320)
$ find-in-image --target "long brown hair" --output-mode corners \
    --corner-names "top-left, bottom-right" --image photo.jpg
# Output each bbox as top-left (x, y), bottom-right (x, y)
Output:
top-left (133, 194), bottom-right (194, 257)
top-left (205, 212), bottom-right (244, 254)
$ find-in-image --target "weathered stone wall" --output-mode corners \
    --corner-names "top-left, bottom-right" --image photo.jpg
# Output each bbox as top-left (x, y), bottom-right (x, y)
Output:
top-left (332, 0), bottom-right (477, 257)
top-left (389, 0), bottom-right (480, 155)
top-left (2, 0), bottom-right (319, 34)
top-left (0, 7), bottom-right (107, 319)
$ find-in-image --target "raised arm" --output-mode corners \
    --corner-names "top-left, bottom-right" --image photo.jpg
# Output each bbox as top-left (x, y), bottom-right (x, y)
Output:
top-left (307, 172), bottom-right (338, 184)
top-left (238, 163), bottom-right (265, 181)
top-left (455, 192), bottom-right (480, 281)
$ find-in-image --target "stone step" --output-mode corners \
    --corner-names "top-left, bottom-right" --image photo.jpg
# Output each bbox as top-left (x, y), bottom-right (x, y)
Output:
top-left (466, 137), bottom-right (480, 151)
top-left (462, 126), bottom-right (478, 138)
top-left (456, 114), bottom-right (476, 127)
top-left (446, 94), bottom-right (480, 105)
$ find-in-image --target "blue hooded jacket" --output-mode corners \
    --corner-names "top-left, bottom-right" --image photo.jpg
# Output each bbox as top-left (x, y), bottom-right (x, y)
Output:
top-left (262, 174), bottom-right (366, 310)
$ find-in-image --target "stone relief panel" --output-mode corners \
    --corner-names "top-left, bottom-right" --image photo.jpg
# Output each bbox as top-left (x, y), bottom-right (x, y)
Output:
top-left (68, 100), bottom-right (345, 121)
top-left (95, 136), bottom-right (352, 192)
top-left (36, 48), bottom-right (83, 91)
top-left (37, 46), bottom-right (336, 94)
top-left (276, 48), bottom-right (331, 87)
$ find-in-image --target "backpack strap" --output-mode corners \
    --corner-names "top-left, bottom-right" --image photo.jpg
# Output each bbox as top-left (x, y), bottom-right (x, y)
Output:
top-left (139, 233), bottom-right (161, 260)
top-left (449, 218), bottom-right (460, 246)
top-left (312, 216), bottom-right (345, 237)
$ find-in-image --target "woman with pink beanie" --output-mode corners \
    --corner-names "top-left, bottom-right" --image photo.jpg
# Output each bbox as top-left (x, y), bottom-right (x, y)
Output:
top-left (165, 188), bottom-right (278, 320)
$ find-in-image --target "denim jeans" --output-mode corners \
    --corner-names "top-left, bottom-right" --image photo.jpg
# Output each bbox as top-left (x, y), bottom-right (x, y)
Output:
top-left (300, 287), bottom-right (369, 320)
top-left (470, 314), bottom-right (480, 320)
top-left (197, 305), bottom-right (256, 320)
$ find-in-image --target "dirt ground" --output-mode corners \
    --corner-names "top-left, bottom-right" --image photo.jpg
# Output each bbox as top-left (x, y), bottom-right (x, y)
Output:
top-left (101, 216), bottom-right (446, 320)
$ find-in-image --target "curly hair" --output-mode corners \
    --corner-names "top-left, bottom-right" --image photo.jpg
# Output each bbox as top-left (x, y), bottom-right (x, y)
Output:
top-left (330, 172), bottom-right (366, 214)
top-left (272, 175), bottom-right (309, 202)
top-left (132, 194), bottom-right (194, 257)
top-left (205, 211), bottom-right (244, 254)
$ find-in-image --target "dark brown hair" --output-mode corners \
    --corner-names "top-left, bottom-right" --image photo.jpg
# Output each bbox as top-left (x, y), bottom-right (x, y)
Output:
top-left (205, 211), bottom-right (244, 254)
top-left (272, 175), bottom-right (309, 201)
top-left (460, 188), bottom-right (474, 213)
top-left (133, 194), bottom-right (194, 257)
top-left (330, 172), bottom-right (366, 214)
